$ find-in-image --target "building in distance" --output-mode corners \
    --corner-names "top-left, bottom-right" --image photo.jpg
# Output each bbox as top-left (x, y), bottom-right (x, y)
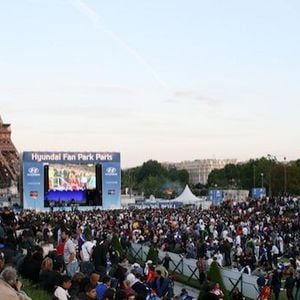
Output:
top-left (165, 159), bottom-right (237, 185)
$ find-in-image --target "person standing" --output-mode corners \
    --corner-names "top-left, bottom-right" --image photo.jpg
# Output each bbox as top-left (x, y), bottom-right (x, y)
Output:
top-left (62, 229), bottom-right (78, 277)
top-left (80, 235), bottom-right (95, 276)
top-left (295, 270), bottom-right (300, 300)
top-left (271, 244), bottom-right (279, 268)
top-left (271, 270), bottom-right (281, 300)
top-left (155, 270), bottom-right (169, 298)
top-left (161, 253), bottom-right (172, 271)
top-left (285, 271), bottom-right (295, 300)
top-left (196, 257), bottom-right (206, 284)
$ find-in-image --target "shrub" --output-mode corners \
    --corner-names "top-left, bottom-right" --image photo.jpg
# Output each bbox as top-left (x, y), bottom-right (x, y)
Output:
top-left (198, 279), bottom-right (215, 300)
top-left (146, 245), bottom-right (159, 264)
top-left (111, 234), bottom-right (124, 258)
top-left (207, 261), bottom-right (229, 300)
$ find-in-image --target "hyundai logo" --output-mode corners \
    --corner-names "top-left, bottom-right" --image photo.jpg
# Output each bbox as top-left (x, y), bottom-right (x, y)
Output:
top-left (105, 167), bottom-right (118, 176)
top-left (106, 167), bottom-right (117, 174)
top-left (28, 167), bottom-right (39, 174)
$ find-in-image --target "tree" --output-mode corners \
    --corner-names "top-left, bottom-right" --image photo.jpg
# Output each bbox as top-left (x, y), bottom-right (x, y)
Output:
top-left (146, 245), bottom-right (159, 265)
top-left (192, 183), bottom-right (208, 197)
top-left (198, 280), bottom-right (215, 300)
top-left (206, 155), bottom-right (299, 197)
top-left (111, 234), bottom-right (124, 258)
top-left (121, 160), bottom-right (189, 198)
top-left (207, 261), bottom-right (229, 300)
top-left (207, 168), bottom-right (227, 188)
top-left (141, 176), bottom-right (165, 197)
top-left (121, 167), bottom-right (140, 192)
top-left (136, 160), bottom-right (168, 184)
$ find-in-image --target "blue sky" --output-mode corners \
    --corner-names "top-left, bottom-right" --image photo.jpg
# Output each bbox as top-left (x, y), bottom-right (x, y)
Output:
top-left (1, 0), bottom-right (300, 167)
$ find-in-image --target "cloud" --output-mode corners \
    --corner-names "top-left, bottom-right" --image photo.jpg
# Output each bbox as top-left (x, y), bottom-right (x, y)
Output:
top-left (0, 86), bottom-right (34, 93)
top-left (61, 83), bottom-right (139, 95)
top-left (164, 99), bottom-right (179, 104)
top-left (174, 90), bottom-right (218, 105)
top-left (0, 82), bottom-right (146, 96)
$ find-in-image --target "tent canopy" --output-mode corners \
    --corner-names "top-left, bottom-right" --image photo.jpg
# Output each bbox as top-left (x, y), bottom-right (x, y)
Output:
top-left (171, 185), bottom-right (200, 204)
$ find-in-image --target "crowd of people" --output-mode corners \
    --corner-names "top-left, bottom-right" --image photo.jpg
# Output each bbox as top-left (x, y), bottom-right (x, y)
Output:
top-left (0, 196), bottom-right (299, 299)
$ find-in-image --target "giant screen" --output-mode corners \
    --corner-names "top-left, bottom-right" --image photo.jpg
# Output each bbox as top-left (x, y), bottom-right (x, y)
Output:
top-left (48, 163), bottom-right (96, 191)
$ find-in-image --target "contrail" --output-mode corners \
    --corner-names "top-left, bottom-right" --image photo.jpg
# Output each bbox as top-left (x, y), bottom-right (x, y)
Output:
top-left (69, 0), bottom-right (170, 91)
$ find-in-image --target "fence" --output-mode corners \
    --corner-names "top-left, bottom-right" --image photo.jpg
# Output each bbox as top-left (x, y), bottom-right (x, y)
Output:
top-left (130, 243), bottom-right (260, 300)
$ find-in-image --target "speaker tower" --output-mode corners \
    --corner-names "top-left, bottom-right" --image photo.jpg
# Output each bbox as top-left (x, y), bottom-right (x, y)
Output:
top-left (44, 165), bottom-right (49, 192)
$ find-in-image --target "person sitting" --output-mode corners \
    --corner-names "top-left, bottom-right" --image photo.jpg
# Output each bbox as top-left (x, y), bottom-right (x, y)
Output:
top-left (78, 283), bottom-right (97, 300)
top-left (39, 257), bottom-right (58, 293)
top-left (131, 273), bottom-right (149, 299)
top-left (122, 279), bottom-right (135, 298)
top-left (69, 272), bottom-right (86, 298)
top-left (96, 275), bottom-right (111, 300)
top-left (54, 275), bottom-right (72, 300)
top-left (232, 287), bottom-right (244, 300)
top-left (89, 271), bottom-right (101, 289)
top-left (0, 266), bottom-right (31, 300)
top-left (260, 283), bottom-right (271, 300)
top-left (21, 246), bottom-right (43, 282)
top-left (179, 288), bottom-right (193, 300)
top-left (210, 283), bottom-right (224, 300)
top-left (102, 287), bottom-right (116, 300)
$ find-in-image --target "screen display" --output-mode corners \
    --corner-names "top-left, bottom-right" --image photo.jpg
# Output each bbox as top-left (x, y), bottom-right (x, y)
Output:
top-left (48, 163), bottom-right (96, 191)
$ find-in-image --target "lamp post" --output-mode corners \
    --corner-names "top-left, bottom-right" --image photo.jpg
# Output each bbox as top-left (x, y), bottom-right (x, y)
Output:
top-left (284, 156), bottom-right (287, 195)
top-left (129, 170), bottom-right (132, 198)
top-left (253, 165), bottom-right (256, 188)
top-left (261, 173), bottom-right (264, 188)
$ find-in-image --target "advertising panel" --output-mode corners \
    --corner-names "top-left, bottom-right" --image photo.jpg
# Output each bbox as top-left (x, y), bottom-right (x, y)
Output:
top-left (209, 189), bottom-right (223, 205)
top-left (23, 162), bottom-right (44, 210)
top-left (102, 163), bottom-right (121, 209)
top-left (252, 188), bottom-right (266, 199)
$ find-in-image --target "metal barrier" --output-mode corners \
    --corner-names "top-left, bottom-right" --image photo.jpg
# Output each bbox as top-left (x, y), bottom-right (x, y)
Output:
top-left (130, 243), bottom-right (260, 299)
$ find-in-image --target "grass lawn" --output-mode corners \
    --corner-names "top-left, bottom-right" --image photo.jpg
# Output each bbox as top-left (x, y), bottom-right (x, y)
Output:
top-left (21, 277), bottom-right (52, 300)
top-left (20, 274), bottom-right (291, 300)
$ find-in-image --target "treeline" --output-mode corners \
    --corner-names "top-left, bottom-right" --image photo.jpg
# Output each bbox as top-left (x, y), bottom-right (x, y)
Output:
top-left (207, 155), bottom-right (300, 196)
top-left (121, 160), bottom-right (189, 198)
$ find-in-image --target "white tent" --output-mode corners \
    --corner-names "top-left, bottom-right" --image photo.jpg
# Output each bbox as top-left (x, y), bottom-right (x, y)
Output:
top-left (171, 185), bottom-right (201, 205)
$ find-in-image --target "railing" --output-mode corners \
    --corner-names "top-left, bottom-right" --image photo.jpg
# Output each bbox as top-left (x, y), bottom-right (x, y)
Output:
top-left (130, 243), bottom-right (260, 300)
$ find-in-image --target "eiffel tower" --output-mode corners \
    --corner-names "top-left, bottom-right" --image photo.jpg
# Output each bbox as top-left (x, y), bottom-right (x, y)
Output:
top-left (0, 115), bottom-right (19, 188)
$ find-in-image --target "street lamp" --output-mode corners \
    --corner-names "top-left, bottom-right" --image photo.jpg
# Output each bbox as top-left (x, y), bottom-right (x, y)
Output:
top-left (230, 178), bottom-right (235, 189)
top-left (253, 165), bottom-right (256, 188)
top-left (260, 173), bottom-right (264, 188)
top-left (284, 156), bottom-right (287, 195)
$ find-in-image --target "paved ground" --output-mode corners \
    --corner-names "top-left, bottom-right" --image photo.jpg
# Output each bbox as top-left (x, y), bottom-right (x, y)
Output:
top-left (173, 281), bottom-right (200, 299)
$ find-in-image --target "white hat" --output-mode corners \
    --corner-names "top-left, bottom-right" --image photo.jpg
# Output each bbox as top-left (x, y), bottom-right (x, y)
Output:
top-left (146, 260), bottom-right (153, 264)
top-left (132, 263), bottom-right (140, 268)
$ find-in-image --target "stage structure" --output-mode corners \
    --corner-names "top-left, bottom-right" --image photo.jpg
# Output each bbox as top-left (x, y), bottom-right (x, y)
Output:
top-left (22, 151), bottom-right (121, 210)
